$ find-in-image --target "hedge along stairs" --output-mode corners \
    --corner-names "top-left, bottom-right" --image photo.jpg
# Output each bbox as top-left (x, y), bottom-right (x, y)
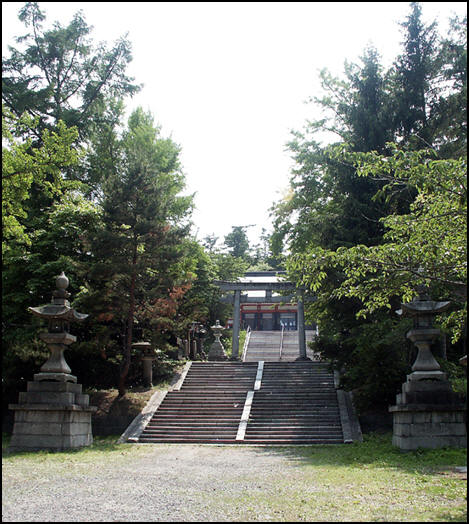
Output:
top-left (121, 360), bottom-right (362, 445)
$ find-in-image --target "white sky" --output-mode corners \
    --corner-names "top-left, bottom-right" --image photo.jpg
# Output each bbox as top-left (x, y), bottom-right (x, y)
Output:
top-left (2, 2), bottom-right (467, 248)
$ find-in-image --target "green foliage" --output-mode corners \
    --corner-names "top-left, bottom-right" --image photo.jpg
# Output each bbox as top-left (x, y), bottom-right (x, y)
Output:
top-left (2, 2), bottom-right (142, 409)
top-left (223, 225), bottom-right (251, 260)
top-left (2, 2), bottom-right (140, 142)
top-left (436, 358), bottom-right (467, 401)
top-left (272, 3), bottom-right (467, 411)
top-left (220, 329), bottom-right (247, 359)
top-left (2, 107), bottom-right (80, 254)
top-left (292, 145), bottom-right (467, 343)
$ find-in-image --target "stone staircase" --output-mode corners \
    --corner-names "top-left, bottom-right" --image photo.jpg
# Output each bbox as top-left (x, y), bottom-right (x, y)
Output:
top-left (243, 330), bottom-right (316, 362)
top-left (138, 362), bottom-right (257, 444)
top-left (280, 330), bottom-right (316, 361)
top-left (243, 331), bottom-right (281, 362)
top-left (136, 360), bottom-right (348, 445)
top-left (243, 362), bottom-right (343, 444)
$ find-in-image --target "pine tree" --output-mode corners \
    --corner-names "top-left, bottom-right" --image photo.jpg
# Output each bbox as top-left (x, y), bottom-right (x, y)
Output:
top-left (84, 108), bottom-right (193, 396)
top-left (393, 2), bottom-right (439, 147)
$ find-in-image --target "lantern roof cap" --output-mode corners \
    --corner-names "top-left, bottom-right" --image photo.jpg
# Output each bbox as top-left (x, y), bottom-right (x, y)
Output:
top-left (27, 272), bottom-right (88, 322)
top-left (28, 304), bottom-right (88, 321)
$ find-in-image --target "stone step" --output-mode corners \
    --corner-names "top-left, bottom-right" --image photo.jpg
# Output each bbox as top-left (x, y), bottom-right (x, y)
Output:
top-left (247, 422), bottom-right (342, 428)
top-left (150, 416), bottom-right (241, 422)
top-left (138, 437), bottom-right (238, 444)
top-left (240, 438), bottom-right (344, 444)
top-left (146, 422), bottom-right (240, 427)
top-left (164, 394), bottom-right (247, 400)
top-left (155, 409), bottom-right (243, 414)
top-left (144, 426), bottom-right (238, 436)
top-left (245, 431), bottom-right (343, 437)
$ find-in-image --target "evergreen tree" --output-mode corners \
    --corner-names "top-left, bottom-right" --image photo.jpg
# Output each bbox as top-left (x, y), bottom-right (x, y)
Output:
top-left (224, 225), bottom-right (251, 261)
top-left (2, 2), bottom-right (139, 143)
top-left (431, 14), bottom-right (467, 157)
top-left (81, 108), bottom-right (193, 396)
top-left (393, 2), bottom-right (440, 147)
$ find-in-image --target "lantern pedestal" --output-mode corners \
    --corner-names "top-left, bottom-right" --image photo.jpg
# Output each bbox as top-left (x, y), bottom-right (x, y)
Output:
top-left (390, 355), bottom-right (466, 450)
top-left (9, 380), bottom-right (97, 452)
top-left (389, 403), bottom-right (466, 451)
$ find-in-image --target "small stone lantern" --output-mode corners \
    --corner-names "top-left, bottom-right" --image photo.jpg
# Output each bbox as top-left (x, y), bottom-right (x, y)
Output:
top-left (9, 272), bottom-right (97, 452)
top-left (390, 284), bottom-right (466, 450)
top-left (207, 320), bottom-right (228, 361)
top-left (132, 341), bottom-right (156, 387)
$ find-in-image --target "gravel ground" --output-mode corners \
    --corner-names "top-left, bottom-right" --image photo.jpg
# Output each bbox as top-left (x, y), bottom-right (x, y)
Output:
top-left (2, 444), bottom-right (314, 522)
top-left (4, 442), bottom-right (467, 522)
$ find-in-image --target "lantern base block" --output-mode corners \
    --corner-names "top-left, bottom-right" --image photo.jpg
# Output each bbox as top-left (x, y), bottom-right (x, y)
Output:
top-left (34, 372), bottom-right (77, 383)
top-left (389, 404), bottom-right (467, 450)
top-left (207, 341), bottom-right (228, 361)
top-left (390, 372), bottom-right (466, 450)
top-left (8, 378), bottom-right (96, 452)
top-left (407, 370), bottom-right (447, 382)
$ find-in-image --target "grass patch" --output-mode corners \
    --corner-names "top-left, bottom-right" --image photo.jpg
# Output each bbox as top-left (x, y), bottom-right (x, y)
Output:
top-left (220, 435), bottom-right (467, 522)
top-left (2, 433), bottom-right (127, 459)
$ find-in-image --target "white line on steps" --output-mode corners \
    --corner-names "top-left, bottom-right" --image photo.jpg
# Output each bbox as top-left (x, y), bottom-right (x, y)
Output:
top-left (254, 360), bottom-right (264, 390)
top-left (236, 391), bottom-right (254, 440)
top-left (236, 361), bottom-right (264, 441)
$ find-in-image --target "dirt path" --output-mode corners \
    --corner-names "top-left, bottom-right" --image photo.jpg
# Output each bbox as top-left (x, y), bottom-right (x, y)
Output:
top-left (2, 444), bottom-right (316, 522)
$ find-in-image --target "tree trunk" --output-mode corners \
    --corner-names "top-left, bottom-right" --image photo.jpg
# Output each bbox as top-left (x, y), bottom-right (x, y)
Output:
top-left (118, 242), bottom-right (138, 397)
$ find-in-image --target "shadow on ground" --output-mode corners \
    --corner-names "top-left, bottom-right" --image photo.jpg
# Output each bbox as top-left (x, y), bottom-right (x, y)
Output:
top-left (240, 432), bottom-right (467, 477)
top-left (2, 434), bottom-right (124, 457)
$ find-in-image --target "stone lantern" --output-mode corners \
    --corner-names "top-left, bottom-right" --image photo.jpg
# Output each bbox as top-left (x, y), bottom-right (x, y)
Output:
top-left (28, 272), bottom-right (88, 382)
top-left (207, 320), bottom-right (228, 361)
top-left (9, 272), bottom-right (97, 452)
top-left (132, 341), bottom-right (156, 388)
top-left (390, 284), bottom-right (466, 450)
top-left (396, 284), bottom-right (450, 380)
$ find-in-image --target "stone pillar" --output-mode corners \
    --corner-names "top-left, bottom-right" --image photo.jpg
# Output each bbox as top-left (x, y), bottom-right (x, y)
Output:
top-left (231, 290), bottom-right (241, 360)
top-left (296, 292), bottom-right (310, 361)
top-left (142, 358), bottom-right (153, 387)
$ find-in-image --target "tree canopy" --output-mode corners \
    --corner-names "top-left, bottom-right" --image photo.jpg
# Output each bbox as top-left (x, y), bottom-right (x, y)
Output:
top-left (270, 2), bottom-right (467, 410)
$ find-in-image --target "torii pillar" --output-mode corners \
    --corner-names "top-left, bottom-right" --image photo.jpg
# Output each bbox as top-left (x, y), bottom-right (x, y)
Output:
top-left (295, 292), bottom-right (310, 360)
top-left (231, 290), bottom-right (241, 360)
